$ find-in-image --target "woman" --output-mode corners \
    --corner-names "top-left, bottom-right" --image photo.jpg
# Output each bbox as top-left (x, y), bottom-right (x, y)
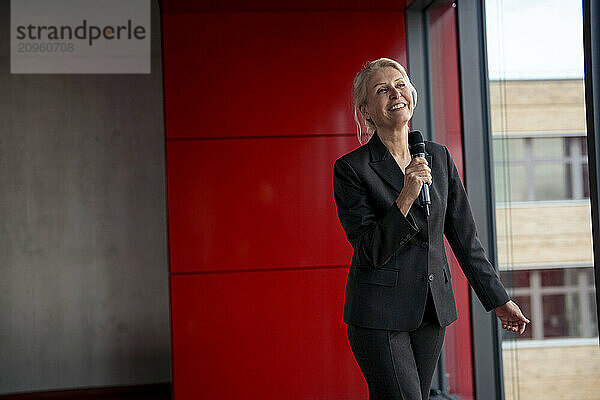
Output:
top-left (333, 58), bottom-right (530, 400)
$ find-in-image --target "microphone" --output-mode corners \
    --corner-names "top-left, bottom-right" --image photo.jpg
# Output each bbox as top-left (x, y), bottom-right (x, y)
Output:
top-left (408, 130), bottom-right (431, 216)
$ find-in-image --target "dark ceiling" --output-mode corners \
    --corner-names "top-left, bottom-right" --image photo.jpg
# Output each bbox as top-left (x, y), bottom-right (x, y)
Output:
top-left (160, 0), bottom-right (408, 12)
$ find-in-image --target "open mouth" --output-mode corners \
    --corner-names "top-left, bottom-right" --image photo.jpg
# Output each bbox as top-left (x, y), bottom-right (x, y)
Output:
top-left (388, 103), bottom-right (407, 111)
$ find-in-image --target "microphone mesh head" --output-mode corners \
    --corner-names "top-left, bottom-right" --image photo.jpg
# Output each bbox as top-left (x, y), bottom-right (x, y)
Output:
top-left (408, 130), bottom-right (425, 154)
top-left (408, 130), bottom-right (424, 146)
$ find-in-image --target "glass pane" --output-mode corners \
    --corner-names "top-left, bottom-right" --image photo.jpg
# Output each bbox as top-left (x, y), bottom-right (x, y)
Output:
top-left (493, 138), bottom-right (526, 161)
top-left (542, 293), bottom-right (580, 338)
top-left (501, 270), bottom-right (530, 287)
top-left (486, 0), bottom-right (597, 398)
top-left (582, 137), bottom-right (588, 156)
top-left (565, 162), bottom-right (574, 198)
top-left (495, 163), bottom-right (528, 202)
top-left (540, 269), bottom-right (565, 286)
top-left (584, 268), bottom-right (594, 285)
top-left (565, 136), bottom-right (584, 157)
top-left (564, 268), bottom-right (581, 286)
top-left (533, 163), bottom-right (568, 200)
top-left (590, 293), bottom-right (598, 337)
top-left (532, 137), bottom-right (564, 159)
top-left (493, 138), bottom-right (503, 161)
top-left (494, 164), bottom-right (507, 202)
top-left (583, 163), bottom-right (590, 198)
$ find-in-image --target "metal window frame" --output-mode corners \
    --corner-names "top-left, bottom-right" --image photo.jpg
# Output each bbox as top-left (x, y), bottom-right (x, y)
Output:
top-left (407, 0), bottom-right (506, 399)
top-left (456, 1), bottom-right (507, 399)
top-left (583, 0), bottom-right (600, 344)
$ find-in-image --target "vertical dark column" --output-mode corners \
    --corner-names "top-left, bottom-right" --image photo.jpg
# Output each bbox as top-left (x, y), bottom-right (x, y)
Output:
top-left (583, 0), bottom-right (600, 339)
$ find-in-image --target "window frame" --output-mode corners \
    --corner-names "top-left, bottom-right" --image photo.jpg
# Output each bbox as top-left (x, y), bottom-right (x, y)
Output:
top-left (582, 0), bottom-right (600, 341)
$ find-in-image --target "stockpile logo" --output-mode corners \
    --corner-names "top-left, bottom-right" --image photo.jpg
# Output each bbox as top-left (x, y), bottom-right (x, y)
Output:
top-left (11, 0), bottom-right (150, 74)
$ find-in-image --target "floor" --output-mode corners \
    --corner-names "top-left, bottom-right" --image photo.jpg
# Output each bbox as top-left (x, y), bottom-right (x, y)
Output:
top-left (0, 384), bottom-right (171, 400)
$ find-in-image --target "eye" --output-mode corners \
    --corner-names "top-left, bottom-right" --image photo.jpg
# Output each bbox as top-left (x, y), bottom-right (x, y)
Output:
top-left (396, 83), bottom-right (406, 89)
top-left (377, 87), bottom-right (388, 94)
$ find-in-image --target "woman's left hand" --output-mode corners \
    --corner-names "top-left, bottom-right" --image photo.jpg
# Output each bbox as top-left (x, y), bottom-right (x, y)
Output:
top-left (494, 300), bottom-right (530, 334)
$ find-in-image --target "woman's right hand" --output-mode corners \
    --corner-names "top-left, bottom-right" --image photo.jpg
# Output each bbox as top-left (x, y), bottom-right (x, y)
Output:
top-left (396, 157), bottom-right (432, 216)
top-left (494, 300), bottom-right (530, 334)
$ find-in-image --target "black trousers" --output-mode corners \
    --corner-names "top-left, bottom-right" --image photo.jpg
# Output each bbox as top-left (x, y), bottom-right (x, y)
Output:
top-left (347, 286), bottom-right (446, 400)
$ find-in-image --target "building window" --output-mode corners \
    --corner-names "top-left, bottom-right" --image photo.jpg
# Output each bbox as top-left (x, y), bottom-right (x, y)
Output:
top-left (493, 135), bottom-right (589, 202)
top-left (500, 267), bottom-right (598, 340)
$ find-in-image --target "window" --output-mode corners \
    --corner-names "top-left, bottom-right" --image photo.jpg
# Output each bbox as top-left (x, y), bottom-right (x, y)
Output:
top-left (493, 135), bottom-right (589, 202)
top-left (500, 268), bottom-right (598, 340)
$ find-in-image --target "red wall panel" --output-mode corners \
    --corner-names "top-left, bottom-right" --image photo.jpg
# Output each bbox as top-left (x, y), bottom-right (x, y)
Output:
top-left (171, 269), bottom-right (366, 399)
top-left (167, 136), bottom-right (356, 273)
top-left (162, 12), bottom-right (407, 138)
top-left (163, 9), bottom-right (409, 399)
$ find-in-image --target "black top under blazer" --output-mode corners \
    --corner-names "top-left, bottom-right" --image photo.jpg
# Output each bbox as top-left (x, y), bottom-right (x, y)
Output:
top-left (333, 132), bottom-right (511, 331)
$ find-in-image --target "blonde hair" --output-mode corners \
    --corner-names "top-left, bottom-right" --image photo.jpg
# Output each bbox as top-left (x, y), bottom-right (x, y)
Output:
top-left (353, 58), bottom-right (418, 145)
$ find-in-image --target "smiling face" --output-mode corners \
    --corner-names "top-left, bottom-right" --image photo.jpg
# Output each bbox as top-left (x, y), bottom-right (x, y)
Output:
top-left (359, 66), bottom-right (414, 132)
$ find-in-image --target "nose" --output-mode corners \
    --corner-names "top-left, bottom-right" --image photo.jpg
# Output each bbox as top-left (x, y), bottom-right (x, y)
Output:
top-left (391, 86), bottom-right (402, 99)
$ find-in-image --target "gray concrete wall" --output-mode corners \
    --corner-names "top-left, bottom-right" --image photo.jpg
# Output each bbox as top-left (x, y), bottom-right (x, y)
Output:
top-left (0, 0), bottom-right (171, 394)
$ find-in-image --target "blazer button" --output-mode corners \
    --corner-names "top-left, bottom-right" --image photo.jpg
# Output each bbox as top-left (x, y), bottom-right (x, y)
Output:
top-left (420, 242), bottom-right (429, 249)
top-left (428, 273), bottom-right (434, 282)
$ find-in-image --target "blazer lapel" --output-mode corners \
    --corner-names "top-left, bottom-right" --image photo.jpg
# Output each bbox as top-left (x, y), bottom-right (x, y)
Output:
top-left (367, 132), bottom-right (434, 204)
top-left (368, 132), bottom-right (404, 193)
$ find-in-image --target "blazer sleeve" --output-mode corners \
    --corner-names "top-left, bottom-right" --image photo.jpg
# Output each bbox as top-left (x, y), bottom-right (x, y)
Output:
top-left (443, 146), bottom-right (511, 312)
top-left (333, 157), bottom-right (420, 268)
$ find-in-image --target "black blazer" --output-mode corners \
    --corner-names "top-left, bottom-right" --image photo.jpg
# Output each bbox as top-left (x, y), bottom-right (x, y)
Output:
top-left (333, 132), bottom-right (510, 331)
